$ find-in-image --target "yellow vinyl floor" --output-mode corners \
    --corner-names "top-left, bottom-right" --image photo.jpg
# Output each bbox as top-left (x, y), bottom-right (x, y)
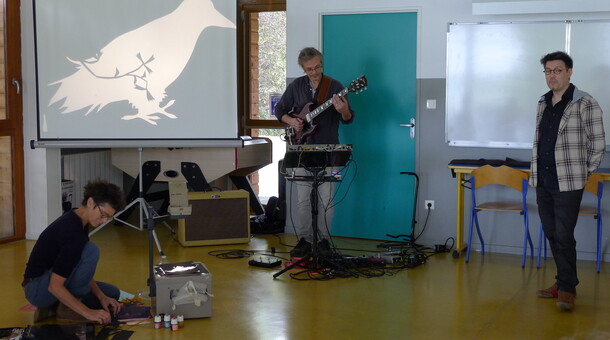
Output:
top-left (2, 222), bottom-right (610, 340)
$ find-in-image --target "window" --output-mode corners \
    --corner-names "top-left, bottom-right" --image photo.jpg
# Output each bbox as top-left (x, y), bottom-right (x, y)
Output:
top-left (238, 0), bottom-right (286, 202)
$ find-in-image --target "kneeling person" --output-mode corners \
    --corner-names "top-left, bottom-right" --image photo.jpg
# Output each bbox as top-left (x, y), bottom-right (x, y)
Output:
top-left (23, 180), bottom-right (126, 324)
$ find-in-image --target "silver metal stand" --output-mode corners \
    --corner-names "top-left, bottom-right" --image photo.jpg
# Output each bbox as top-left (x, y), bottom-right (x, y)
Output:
top-left (89, 147), bottom-right (169, 260)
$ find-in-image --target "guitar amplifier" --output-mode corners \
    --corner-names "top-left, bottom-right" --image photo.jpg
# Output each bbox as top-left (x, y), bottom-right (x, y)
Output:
top-left (177, 190), bottom-right (250, 246)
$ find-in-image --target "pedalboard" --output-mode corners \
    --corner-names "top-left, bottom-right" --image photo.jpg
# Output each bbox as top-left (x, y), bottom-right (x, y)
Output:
top-left (371, 252), bottom-right (403, 264)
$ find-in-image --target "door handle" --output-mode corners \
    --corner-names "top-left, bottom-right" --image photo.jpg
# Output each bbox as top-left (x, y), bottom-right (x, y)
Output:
top-left (11, 78), bottom-right (20, 94)
top-left (400, 118), bottom-right (416, 139)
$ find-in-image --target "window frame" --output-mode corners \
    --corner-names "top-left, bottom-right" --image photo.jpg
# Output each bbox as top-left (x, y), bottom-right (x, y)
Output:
top-left (0, 0), bottom-right (25, 243)
top-left (237, 0), bottom-right (286, 136)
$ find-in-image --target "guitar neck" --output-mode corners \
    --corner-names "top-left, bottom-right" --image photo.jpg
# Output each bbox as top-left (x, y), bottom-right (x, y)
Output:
top-left (306, 87), bottom-right (349, 122)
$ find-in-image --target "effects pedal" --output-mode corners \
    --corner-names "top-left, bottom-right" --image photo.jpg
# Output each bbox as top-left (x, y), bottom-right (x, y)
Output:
top-left (248, 257), bottom-right (281, 268)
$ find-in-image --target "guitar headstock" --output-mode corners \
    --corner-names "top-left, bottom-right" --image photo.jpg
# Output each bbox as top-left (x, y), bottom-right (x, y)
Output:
top-left (347, 75), bottom-right (368, 93)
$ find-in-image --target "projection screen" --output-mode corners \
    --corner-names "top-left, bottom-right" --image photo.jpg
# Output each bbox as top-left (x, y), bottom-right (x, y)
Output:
top-left (33, 0), bottom-right (239, 147)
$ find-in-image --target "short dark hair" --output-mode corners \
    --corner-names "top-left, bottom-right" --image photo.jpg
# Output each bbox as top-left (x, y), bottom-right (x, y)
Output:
top-left (540, 51), bottom-right (573, 69)
top-left (298, 47), bottom-right (323, 67)
top-left (81, 179), bottom-right (125, 212)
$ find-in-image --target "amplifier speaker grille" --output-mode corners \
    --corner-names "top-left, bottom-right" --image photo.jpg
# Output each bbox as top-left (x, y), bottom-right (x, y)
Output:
top-left (178, 190), bottom-right (250, 246)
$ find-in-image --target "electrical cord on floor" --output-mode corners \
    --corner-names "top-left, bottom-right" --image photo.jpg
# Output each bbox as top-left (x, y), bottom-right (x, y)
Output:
top-left (207, 248), bottom-right (291, 262)
top-left (207, 249), bottom-right (255, 259)
top-left (207, 232), bottom-right (437, 281)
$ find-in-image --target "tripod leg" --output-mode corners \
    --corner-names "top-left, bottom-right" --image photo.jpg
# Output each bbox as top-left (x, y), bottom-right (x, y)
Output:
top-left (151, 229), bottom-right (167, 261)
top-left (273, 255), bottom-right (311, 279)
top-left (89, 198), bottom-right (141, 237)
top-left (141, 199), bottom-right (170, 259)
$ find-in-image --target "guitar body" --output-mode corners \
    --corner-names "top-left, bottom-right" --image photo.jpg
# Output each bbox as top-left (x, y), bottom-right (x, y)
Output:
top-left (282, 75), bottom-right (367, 145)
top-left (285, 102), bottom-right (318, 145)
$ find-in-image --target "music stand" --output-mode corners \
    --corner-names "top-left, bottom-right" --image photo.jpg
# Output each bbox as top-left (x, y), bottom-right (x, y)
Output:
top-left (273, 145), bottom-right (354, 279)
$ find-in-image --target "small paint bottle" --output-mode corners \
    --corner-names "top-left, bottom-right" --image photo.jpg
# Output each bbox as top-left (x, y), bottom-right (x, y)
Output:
top-left (163, 314), bottom-right (171, 328)
top-left (177, 315), bottom-right (184, 328)
top-left (154, 315), bottom-right (162, 329)
top-left (171, 317), bottom-right (179, 331)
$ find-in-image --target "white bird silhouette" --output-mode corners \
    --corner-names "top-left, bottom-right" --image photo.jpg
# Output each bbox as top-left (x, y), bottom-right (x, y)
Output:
top-left (48, 0), bottom-right (235, 125)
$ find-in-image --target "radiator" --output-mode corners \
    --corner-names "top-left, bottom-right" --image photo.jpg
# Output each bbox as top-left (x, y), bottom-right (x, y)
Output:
top-left (61, 150), bottom-right (123, 208)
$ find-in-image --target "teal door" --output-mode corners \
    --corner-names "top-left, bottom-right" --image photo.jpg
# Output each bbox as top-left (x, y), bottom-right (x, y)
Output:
top-left (323, 12), bottom-right (418, 240)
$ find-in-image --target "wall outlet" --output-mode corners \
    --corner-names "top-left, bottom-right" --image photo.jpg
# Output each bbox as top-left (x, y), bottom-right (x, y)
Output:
top-left (425, 200), bottom-right (435, 210)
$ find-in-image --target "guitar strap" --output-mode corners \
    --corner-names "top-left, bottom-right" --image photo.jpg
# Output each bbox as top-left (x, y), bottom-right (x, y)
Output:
top-left (316, 75), bottom-right (332, 106)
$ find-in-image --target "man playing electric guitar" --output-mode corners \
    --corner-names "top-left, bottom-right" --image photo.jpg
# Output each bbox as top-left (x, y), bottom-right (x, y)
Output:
top-left (275, 48), bottom-right (354, 145)
top-left (274, 47), bottom-right (354, 258)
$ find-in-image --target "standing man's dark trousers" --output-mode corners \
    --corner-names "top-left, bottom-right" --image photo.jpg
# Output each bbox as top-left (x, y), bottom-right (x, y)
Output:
top-left (536, 186), bottom-right (584, 293)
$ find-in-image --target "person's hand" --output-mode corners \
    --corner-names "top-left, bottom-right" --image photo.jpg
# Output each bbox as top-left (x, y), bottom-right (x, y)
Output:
top-left (288, 116), bottom-right (304, 132)
top-left (332, 94), bottom-right (350, 116)
top-left (99, 295), bottom-right (121, 315)
top-left (84, 308), bottom-right (113, 324)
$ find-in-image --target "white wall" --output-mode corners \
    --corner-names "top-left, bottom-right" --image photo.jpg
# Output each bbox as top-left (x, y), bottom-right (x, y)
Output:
top-left (286, 0), bottom-right (610, 79)
top-left (21, 1), bottom-right (62, 239)
top-left (287, 0), bottom-right (468, 79)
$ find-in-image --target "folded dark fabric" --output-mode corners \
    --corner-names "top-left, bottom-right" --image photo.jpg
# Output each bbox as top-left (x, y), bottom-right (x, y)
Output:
top-left (449, 158), bottom-right (530, 169)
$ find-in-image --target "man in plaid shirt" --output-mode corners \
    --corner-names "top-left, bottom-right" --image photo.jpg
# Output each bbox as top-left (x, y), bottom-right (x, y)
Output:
top-left (531, 51), bottom-right (605, 311)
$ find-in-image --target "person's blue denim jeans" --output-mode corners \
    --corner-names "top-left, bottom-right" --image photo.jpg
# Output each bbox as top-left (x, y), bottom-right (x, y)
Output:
top-left (24, 242), bottom-right (119, 309)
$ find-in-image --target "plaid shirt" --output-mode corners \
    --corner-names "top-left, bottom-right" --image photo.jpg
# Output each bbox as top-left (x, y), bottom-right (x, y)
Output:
top-left (530, 86), bottom-right (606, 192)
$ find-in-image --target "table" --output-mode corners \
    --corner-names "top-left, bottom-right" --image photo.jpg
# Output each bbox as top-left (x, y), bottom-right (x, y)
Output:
top-left (447, 164), bottom-right (610, 258)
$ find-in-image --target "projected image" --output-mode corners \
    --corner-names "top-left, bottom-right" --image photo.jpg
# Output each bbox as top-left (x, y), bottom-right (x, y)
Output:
top-left (49, 0), bottom-right (233, 125)
top-left (34, 0), bottom-right (238, 141)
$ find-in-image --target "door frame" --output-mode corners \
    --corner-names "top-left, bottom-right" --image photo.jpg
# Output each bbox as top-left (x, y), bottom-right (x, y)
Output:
top-left (0, 0), bottom-right (25, 243)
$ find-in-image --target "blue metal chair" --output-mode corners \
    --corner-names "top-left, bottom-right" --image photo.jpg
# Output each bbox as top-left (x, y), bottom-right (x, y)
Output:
top-left (537, 173), bottom-right (604, 272)
top-left (465, 165), bottom-right (534, 267)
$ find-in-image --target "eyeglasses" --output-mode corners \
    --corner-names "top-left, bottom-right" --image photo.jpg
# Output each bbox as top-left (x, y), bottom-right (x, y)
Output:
top-left (96, 205), bottom-right (111, 220)
top-left (543, 68), bottom-right (565, 75)
top-left (304, 64), bottom-right (322, 74)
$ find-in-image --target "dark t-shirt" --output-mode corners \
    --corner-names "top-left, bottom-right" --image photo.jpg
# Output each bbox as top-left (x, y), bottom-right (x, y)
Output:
top-left (24, 210), bottom-right (89, 280)
top-left (537, 84), bottom-right (575, 190)
top-left (274, 74), bottom-right (354, 144)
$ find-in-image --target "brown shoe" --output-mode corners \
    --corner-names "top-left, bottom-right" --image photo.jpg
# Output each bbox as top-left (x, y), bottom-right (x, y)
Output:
top-left (33, 306), bottom-right (56, 322)
top-left (56, 303), bottom-right (89, 323)
top-left (536, 283), bottom-right (558, 298)
top-left (556, 291), bottom-right (575, 311)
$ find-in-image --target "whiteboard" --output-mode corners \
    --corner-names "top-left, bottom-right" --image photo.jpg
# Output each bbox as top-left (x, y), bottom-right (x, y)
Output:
top-left (446, 21), bottom-right (610, 148)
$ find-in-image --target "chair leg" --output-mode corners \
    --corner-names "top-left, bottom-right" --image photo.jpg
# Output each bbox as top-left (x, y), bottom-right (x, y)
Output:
top-left (466, 211), bottom-right (476, 263)
top-left (522, 232), bottom-right (528, 267)
top-left (474, 213), bottom-right (484, 255)
top-left (596, 217), bottom-right (602, 273)
top-left (466, 211), bottom-right (477, 263)
top-left (522, 225), bottom-right (532, 267)
top-left (526, 221), bottom-right (534, 258)
top-left (466, 211), bottom-right (484, 263)
top-left (537, 224), bottom-right (543, 268)
top-left (520, 214), bottom-right (532, 267)
top-left (541, 223), bottom-right (548, 262)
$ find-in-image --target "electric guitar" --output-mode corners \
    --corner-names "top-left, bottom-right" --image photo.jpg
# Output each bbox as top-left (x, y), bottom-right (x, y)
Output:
top-left (284, 75), bottom-right (367, 145)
